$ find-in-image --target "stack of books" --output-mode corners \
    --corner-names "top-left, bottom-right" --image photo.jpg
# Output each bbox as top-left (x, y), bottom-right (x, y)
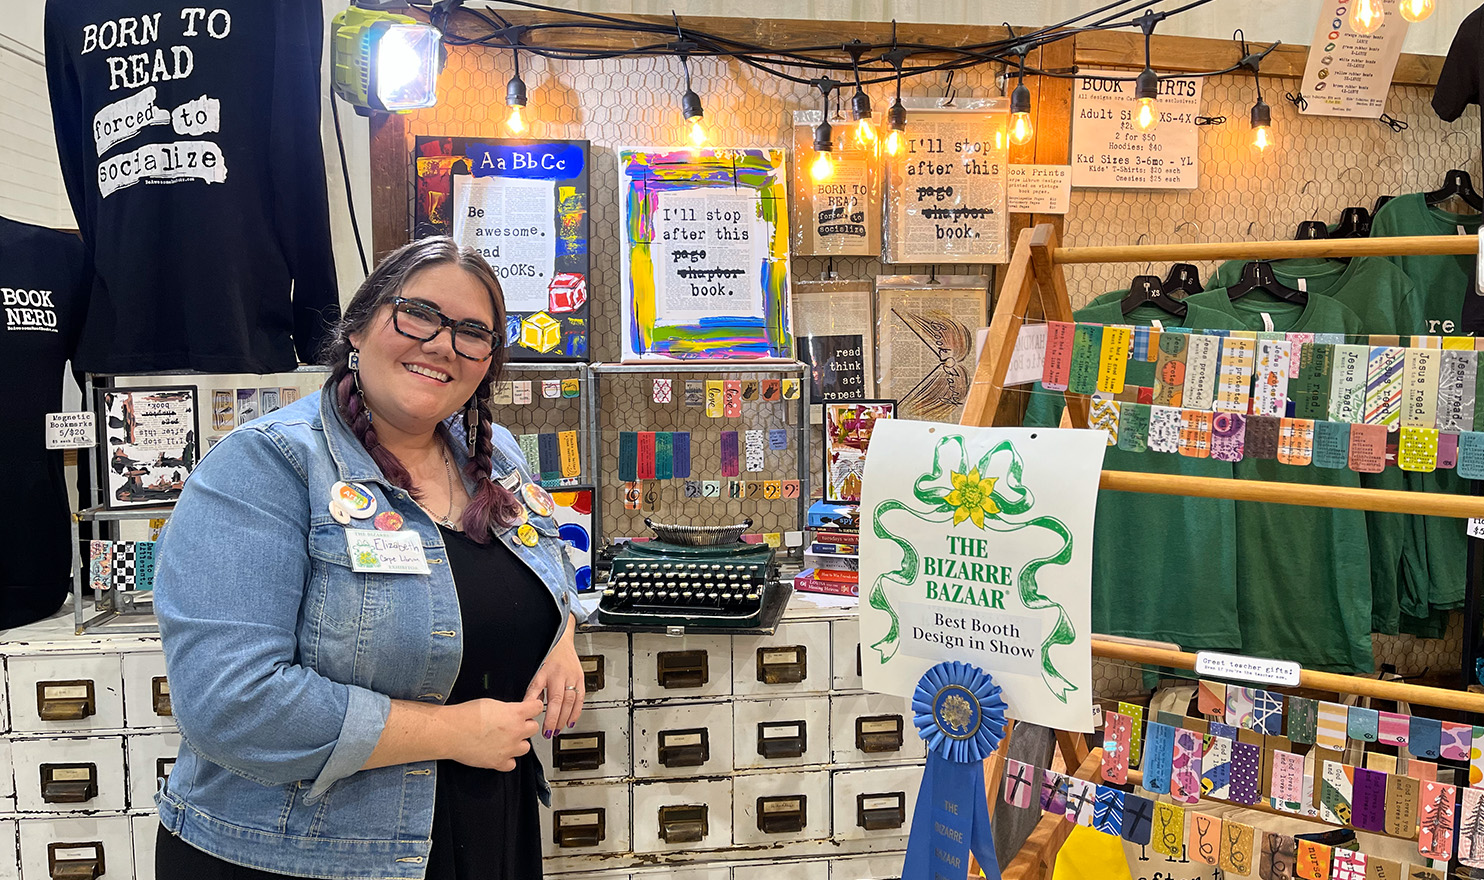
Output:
top-left (795, 500), bottom-right (860, 597)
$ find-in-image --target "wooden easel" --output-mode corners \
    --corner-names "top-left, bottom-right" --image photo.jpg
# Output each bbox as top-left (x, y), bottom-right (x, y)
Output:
top-left (962, 224), bottom-right (1484, 879)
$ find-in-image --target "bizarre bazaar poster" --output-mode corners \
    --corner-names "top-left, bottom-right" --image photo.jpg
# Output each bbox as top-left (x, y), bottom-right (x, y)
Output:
top-left (859, 421), bottom-right (1104, 731)
top-left (414, 137), bottom-right (591, 361)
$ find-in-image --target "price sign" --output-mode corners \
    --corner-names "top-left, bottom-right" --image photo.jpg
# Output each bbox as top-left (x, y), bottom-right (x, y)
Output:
top-left (1071, 68), bottom-right (1202, 189)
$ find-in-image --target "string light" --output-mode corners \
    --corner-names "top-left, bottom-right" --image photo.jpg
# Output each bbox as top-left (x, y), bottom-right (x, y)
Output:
top-left (884, 52), bottom-right (907, 157)
top-left (1250, 97), bottom-right (1271, 151)
top-left (678, 54), bottom-right (707, 147)
top-left (1008, 49), bottom-right (1033, 146)
top-left (1399, 0), bottom-right (1434, 22)
top-left (845, 43), bottom-right (876, 148)
top-left (504, 48), bottom-right (527, 134)
top-left (1237, 32), bottom-right (1277, 154)
top-left (1351, 0), bottom-right (1384, 34)
top-left (1134, 67), bottom-right (1160, 132)
top-left (810, 79), bottom-right (836, 182)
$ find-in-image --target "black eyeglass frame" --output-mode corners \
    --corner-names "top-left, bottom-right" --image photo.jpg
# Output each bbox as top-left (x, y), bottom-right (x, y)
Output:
top-left (389, 296), bottom-right (502, 362)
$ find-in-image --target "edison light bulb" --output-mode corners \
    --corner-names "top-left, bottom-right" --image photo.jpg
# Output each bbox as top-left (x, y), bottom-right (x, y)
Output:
top-left (1252, 125), bottom-right (1270, 151)
top-left (1010, 112), bottom-right (1034, 146)
top-left (884, 129), bottom-right (903, 157)
top-left (854, 118), bottom-right (876, 147)
top-left (506, 104), bottom-right (526, 135)
top-left (1400, 0), bottom-right (1434, 22)
top-left (810, 151), bottom-right (835, 182)
top-left (688, 119), bottom-right (707, 147)
top-left (1135, 97), bottom-right (1160, 131)
top-left (1351, 0), bottom-right (1383, 34)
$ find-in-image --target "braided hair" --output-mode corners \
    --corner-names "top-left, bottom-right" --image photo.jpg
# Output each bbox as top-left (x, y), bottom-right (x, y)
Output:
top-left (320, 237), bottom-right (523, 542)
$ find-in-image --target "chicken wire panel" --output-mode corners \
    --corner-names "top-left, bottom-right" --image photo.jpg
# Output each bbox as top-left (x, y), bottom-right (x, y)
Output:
top-left (492, 363), bottom-right (593, 485)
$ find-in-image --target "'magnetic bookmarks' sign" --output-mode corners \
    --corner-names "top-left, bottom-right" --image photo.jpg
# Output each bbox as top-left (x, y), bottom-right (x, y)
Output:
top-left (1071, 69), bottom-right (1202, 189)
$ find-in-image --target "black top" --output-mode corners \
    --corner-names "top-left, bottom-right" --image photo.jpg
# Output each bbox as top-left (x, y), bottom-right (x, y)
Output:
top-left (428, 525), bottom-right (561, 880)
top-left (43, 1), bottom-right (339, 373)
top-left (1, 216), bottom-right (89, 627)
top-left (1435, 4), bottom-right (1484, 148)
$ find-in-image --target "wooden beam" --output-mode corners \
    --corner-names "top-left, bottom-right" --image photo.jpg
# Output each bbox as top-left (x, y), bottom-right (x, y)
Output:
top-left (368, 112), bottom-right (409, 262)
top-left (962, 229), bottom-right (1037, 428)
top-left (1002, 747), bottom-right (1104, 880)
top-left (1054, 234), bottom-right (1479, 264)
top-left (1028, 225), bottom-right (1090, 429)
top-left (1101, 470), bottom-right (1484, 519)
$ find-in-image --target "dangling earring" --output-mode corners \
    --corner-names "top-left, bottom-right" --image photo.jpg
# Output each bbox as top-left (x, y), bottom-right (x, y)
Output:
top-left (347, 349), bottom-right (360, 372)
top-left (348, 348), bottom-right (372, 424)
top-left (463, 396), bottom-right (479, 456)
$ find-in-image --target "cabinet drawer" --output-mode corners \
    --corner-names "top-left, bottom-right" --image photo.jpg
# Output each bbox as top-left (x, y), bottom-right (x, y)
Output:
top-left (639, 869), bottom-right (730, 880)
top-left (732, 697), bottom-right (829, 770)
top-left (539, 781), bottom-right (630, 858)
top-left (11, 738), bottom-right (126, 814)
top-left (830, 620), bottom-right (863, 691)
top-left (731, 622), bottom-right (829, 697)
top-left (18, 814), bottom-right (132, 880)
top-left (121, 653), bottom-right (174, 730)
top-left (632, 634), bottom-right (731, 701)
top-left (735, 860), bottom-right (829, 880)
top-left (633, 701), bottom-right (732, 778)
top-left (131, 814), bottom-right (158, 880)
top-left (829, 694), bottom-right (924, 766)
top-left (8, 656), bottom-right (125, 733)
top-left (829, 854), bottom-right (906, 879)
top-left (574, 632), bottom-right (631, 705)
top-left (126, 732), bottom-right (180, 810)
top-left (731, 769), bottom-right (829, 846)
top-left (631, 778), bottom-right (731, 854)
top-left (542, 706), bottom-right (629, 782)
top-left (830, 766), bottom-right (921, 843)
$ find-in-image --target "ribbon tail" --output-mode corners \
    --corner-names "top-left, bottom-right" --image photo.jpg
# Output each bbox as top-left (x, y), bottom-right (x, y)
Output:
top-left (1015, 515), bottom-right (1079, 701)
top-left (868, 499), bottom-right (952, 664)
top-left (971, 768), bottom-right (1002, 879)
top-left (903, 762), bottom-right (938, 878)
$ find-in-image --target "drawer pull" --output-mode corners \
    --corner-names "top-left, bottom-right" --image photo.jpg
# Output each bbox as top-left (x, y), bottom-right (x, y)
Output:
top-left (856, 644), bottom-right (862, 678)
top-left (656, 650), bottom-right (708, 689)
top-left (857, 791), bottom-right (907, 831)
top-left (553, 808), bottom-right (606, 848)
top-left (152, 676), bottom-right (173, 716)
top-left (40, 764), bottom-right (99, 804)
top-left (658, 728), bottom-right (709, 768)
top-left (756, 645), bottom-right (807, 684)
top-left (36, 680), bottom-right (96, 722)
top-left (856, 714), bottom-right (905, 753)
top-left (757, 794), bottom-right (807, 834)
top-left (658, 804), bottom-right (708, 843)
top-left (579, 655), bottom-right (605, 693)
top-left (757, 720), bottom-right (806, 759)
top-left (552, 732), bottom-right (605, 772)
top-left (157, 756), bottom-right (176, 790)
top-left (47, 841), bottom-right (103, 880)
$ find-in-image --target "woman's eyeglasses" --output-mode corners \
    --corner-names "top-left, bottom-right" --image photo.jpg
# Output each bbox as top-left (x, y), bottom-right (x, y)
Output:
top-left (390, 297), bottom-right (501, 361)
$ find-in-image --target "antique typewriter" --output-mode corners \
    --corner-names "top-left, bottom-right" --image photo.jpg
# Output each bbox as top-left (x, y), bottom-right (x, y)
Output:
top-left (596, 518), bottom-right (778, 628)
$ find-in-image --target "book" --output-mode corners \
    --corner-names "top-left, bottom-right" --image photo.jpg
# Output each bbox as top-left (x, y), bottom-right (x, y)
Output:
top-left (794, 569), bottom-right (859, 597)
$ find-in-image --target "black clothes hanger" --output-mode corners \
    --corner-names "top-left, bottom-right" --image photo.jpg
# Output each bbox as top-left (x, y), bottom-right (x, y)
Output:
top-left (1161, 262), bottom-right (1204, 296)
top-left (1333, 206), bottom-right (1372, 238)
top-left (1122, 273), bottom-right (1187, 317)
top-left (1226, 260), bottom-right (1308, 304)
top-left (1373, 194), bottom-right (1394, 215)
top-left (1425, 169), bottom-right (1484, 211)
top-left (1294, 220), bottom-right (1329, 240)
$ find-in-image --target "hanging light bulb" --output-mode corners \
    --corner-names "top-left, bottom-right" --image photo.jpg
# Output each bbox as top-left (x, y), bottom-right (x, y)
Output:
top-left (1351, 0), bottom-right (1384, 34)
top-left (1134, 67), bottom-right (1160, 132)
top-left (505, 71), bottom-right (527, 135)
top-left (884, 98), bottom-right (907, 156)
top-left (682, 86), bottom-right (706, 147)
top-left (1250, 97), bottom-right (1271, 152)
top-left (1399, 0), bottom-right (1433, 22)
top-left (850, 88), bottom-right (875, 146)
top-left (1009, 81), bottom-right (1034, 146)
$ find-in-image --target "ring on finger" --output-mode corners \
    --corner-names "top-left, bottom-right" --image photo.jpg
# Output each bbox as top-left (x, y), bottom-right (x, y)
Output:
top-left (564, 685), bottom-right (579, 691)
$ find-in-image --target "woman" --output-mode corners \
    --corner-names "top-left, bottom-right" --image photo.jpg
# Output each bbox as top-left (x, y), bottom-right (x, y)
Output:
top-left (152, 237), bottom-right (586, 880)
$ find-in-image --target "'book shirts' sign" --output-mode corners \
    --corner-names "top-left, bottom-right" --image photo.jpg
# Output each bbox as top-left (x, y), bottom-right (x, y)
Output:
top-left (1071, 69), bottom-right (1202, 189)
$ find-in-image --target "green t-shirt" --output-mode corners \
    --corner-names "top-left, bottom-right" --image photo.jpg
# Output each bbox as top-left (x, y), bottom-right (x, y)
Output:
top-left (1023, 297), bottom-right (1244, 650)
top-left (1206, 256), bottom-right (1421, 632)
top-left (1372, 193), bottom-right (1482, 612)
top-left (1184, 289), bottom-right (1375, 673)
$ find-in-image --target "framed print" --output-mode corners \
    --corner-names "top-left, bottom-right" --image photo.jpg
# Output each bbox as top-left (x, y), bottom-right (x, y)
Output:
top-left (823, 399), bottom-right (895, 503)
top-left (97, 386), bottom-right (199, 509)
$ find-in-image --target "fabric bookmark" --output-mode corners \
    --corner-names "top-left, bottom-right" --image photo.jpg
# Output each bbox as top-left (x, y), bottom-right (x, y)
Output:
top-left (1120, 702), bottom-right (1145, 767)
top-left (1473, 724), bottom-right (1484, 788)
top-left (1418, 780), bottom-right (1456, 860)
top-left (685, 379), bottom-right (704, 407)
top-left (1177, 409), bottom-right (1212, 458)
top-left (1152, 801), bottom-right (1185, 857)
top-left (1270, 750), bottom-right (1305, 806)
top-left (744, 429), bottom-right (766, 472)
top-left (1219, 820), bottom-right (1255, 876)
top-left (1191, 813), bottom-right (1222, 865)
top-left (1252, 689), bottom-right (1284, 735)
top-left (1377, 711), bottom-right (1409, 746)
top-left (1277, 419), bottom-right (1315, 465)
top-left (1296, 839), bottom-right (1331, 880)
top-left (1092, 786), bottom-right (1125, 836)
top-left (1402, 347), bottom-right (1441, 428)
top-left (1227, 686), bottom-right (1258, 729)
top-left (705, 380), bottom-right (724, 417)
top-left (1350, 767), bottom-right (1387, 832)
top-left (672, 432), bottom-right (691, 478)
top-left (636, 431), bottom-right (657, 480)
top-left (1091, 399), bottom-right (1121, 446)
top-left (1211, 412), bottom-right (1247, 462)
top-left (558, 430), bottom-right (581, 478)
top-left (1068, 324), bottom-right (1102, 395)
top-left (723, 380), bottom-right (743, 417)
top-left (1121, 794), bottom-right (1154, 845)
top-left (1230, 740), bottom-right (1262, 805)
top-left (1198, 680), bottom-right (1227, 717)
top-left (1292, 341), bottom-right (1334, 419)
top-left (1312, 420), bottom-right (1351, 469)
top-left (768, 428), bottom-right (788, 450)
top-left (1459, 787), bottom-right (1484, 867)
top-left (1171, 727), bottom-right (1203, 804)
top-left (1329, 344), bottom-right (1369, 423)
top-left (618, 432), bottom-right (639, 481)
top-left (1244, 415), bottom-right (1280, 459)
top-left (1346, 706), bottom-right (1379, 743)
top-left (1440, 431), bottom-right (1460, 468)
top-left (1260, 832), bottom-right (1296, 880)
top-left (1152, 331), bottom-right (1189, 406)
top-left (1132, 326), bottom-right (1152, 362)
top-left (1287, 697), bottom-right (1318, 744)
top-left (1410, 715), bottom-right (1442, 759)
top-left (1042, 321), bottom-right (1075, 391)
top-left (1183, 334), bottom-right (1221, 409)
top-left (1330, 849), bottom-right (1365, 880)
top-left (1118, 402), bottom-right (1151, 453)
top-left (1385, 771), bottom-right (1419, 837)
top-left (1102, 712), bottom-right (1131, 784)
top-left (1202, 732), bottom-right (1233, 799)
top-left (1040, 770), bottom-right (1068, 814)
top-left (1064, 777), bottom-right (1095, 826)
top-left (1319, 760), bottom-right (1355, 826)
top-left (649, 432), bottom-right (672, 481)
top-left (1003, 759), bottom-right (1036, 808)
top-left (536, 433), bottom-right (561, 483)
top-left (1460, 431), bottom-right (1484, 478)
top-left (1438, 349), bottom-right (1478, 431)
top-left (1253, 339), bottom-right (1292, 417)
top-left (1440, 721), bottom-right (1473, 761)
top-left (1142, 721), bottom-right (1176, 794)
top-left (1347, 424), bottom-right (1387, 474)
top-left (720, 431), bottom-right (740, 477)
top-left (1214, 337), bottom-right (1257, 414)
top-left (1363, 345), bottom-right (1405, 429)
top-left (1315, 702), bottom-right (1349, 751)
top-left (1398, 426), bottom-right (1439, 472)
top-left (1148, 406), bottom-right (1181, 453)
top-left (1097, 325), bottom-right (1132, 394)
top-left (760, 379), bottom-right (781, 402)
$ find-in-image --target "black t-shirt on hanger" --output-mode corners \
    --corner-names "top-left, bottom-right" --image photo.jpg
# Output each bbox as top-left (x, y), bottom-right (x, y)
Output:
top-left (0, 216), bottom-right (89, 628)
top-left (1434, 4), bottom-right (1484, 149)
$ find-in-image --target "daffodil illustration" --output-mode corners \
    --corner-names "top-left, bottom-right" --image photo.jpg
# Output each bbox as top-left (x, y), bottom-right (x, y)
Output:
top-left (945, 468), bottom-right (1000, 528)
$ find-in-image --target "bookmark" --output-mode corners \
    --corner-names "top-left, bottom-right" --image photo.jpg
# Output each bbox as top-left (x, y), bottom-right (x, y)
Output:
top-left (1316, 702), bottom-right (1349, 751)
top-left (1064, 777), bottom-right (1096, 826)
top-left (1330, 849), bottom-right (1365, 880)
top-left (1408, 760), bottom-right (1438, 783)
top-left (1177, 409), bottom-right (1212, 458)
top-left (720, 431), bottom-right (740, 477)
top-left (1171, 727), bottom-right (1203, 804)
top-left (652, 378), bottom-right (673, 404)
top-left (1293, 342), bottom-right (1334, 419)
top-left (1407, 866), bottom-right (1444, 880)
top-left (1183, 334), bottom-right (1222, 409)
top-left (1278, 419), bottom-right (1315, 465)
top-left (740, 379), bottom-right (759, 401)
top-left (1271, 750), bottom-right (1306, 805)
top-left (1092, 786), bottom-right (1125, 836)
top-left (1460, 431), bottom-right (1484, 478)
top-left (1121, 794), bottom-right (1154, 845)
top-left (1378, 711), bottom-right (1410, 746)
top-left (1473, 724), bottom-right (1484, 787)
top-left (1330, 345), bottom-right (1368, 422)
top-left (1067, 324), bottom-right (1102, 395)
top-left (517, 433), bottom-right (541, 474)
top-left (1402, 347), bottom-right (1441, 428)
top-left (1091, 399), bottom-right (1122, 446)
top-left (491, 382), bottom-right (514, 406)
top-left (768, 428), bottom-right (788, 451)
top-left (1198, 680), bottom-right (1227, 717)
top-left (683, 480), bottom-right (701, 499)
top-left (1246, 416), bottom-right (1281, 460)
top-left (673, 432), bottom-right (691, 478)
top-left (701, 480), bottom-right (720, 498)
top-left (1102, 712), bottom-right (1132, 783)
top-left (1152, 801), bottom-right (1185, 857)
top-left (761, 379), bottom-right (781, 402)
top-left (1191, 813), bottom-right (1222, 865)
top-left (1347, 423), bottom-right (1388, 474)
top-left (1418, 781), bottom-right (1456, 860)
top-left (617, 433), bottom-right (639, 482)
top-left (1097, 325), bottom-right (1132, 394)
top-left (1043, 322), bottom-right (1075, 391)
top-left (1313, 421), bottom-right (1352, 469)
top-left (1287, 697), bottom-right (1318, 744)
top-left (1363, 857), bottom-right (1402, 880)
top-left (723, 380), bottom-right (743, 417)
top-left (1214, 337), bottom-right (1257, 414)
top-left (1252, 690), bottom-right (1284, 736)
top-left (705, 380), bottom-right (724, 417)
top-left (509, 381), bottom-right (530, 405)
top-left (1148, 406), bottom-right (1182, 453)
top-left (1003, 759), bottom-right (1036, 808)
top-left (744, 429), bottom-right (766, 472)
top-left (641, 481), bottom-right (663, 512)
top-left (781, 480), bottom-right (800, 499)
top-left (542, 378), bottom-right (562, 399)
top-left (1131, 326), bottom-right (1153, 362)
top-left (1211, 721), bottom-right (1240, 740)
top-left (685, 380), bottom-right (704, 407)
top-left (1040, 770), bottom-right (1068, 814)
top-left (782, 378), bottom-right (800, 400)
top-left (1364, 346), bottom-right (1405, 429)
top-left (1320, 760), bottom-right (1355, 826)
top-left (1152, 331), bottom-right (1188, 406)
top-left (1211, 413), bottom-right (1247, 462)
top-left (653, 432), bottom-right (672, 481)
top-left (636, 431), bottom-right (657, 480)
top-left (1231, 740), bottom-right (1263, 805)
top-left (1119, 702), bottom-right (1145, 767)
top-left (561, 378), bottom-right (580, 399)
top-left (559, 430), bottom-right (582, 479)
top-left (1410, 716), bottom-right (1442, 759)
top-left (536, 434), bottom-right (561, 483)
top-left (1440, 721), bottom-right (1473, 761)
top-left (1367, 752), bottom-right (1398, 774)
top-left (1227, 687), bottom-right (1258, 728)
top-left (1398, 427), bottom-right (1439, 472)
top-left (1438, 349), bottom-right (1477, 431)
top-left (1460, 788), bottom-right (1484, 867)
top-left (1220, 820), bottom-right (1255, 876)
top-left (1254, 339), bottom-right (1293, 416)
top-left (1142, 721), bottom-right (1175, 794)
top-left (1347, 706), bottom-right (1380, 743)
top-left (1351, 767), bottom-right (1388, 832)
top-left (1118, 402), bottom-right (1151, 453)
top-left (1296, 839), bottom-right (1331, 880)
top-left (1440, 431), bottom-right (1460, 468)
top-left (1202, 732), bottom-right (1233, 798)
top-left (1260, 832), bottom-right (1296, 880)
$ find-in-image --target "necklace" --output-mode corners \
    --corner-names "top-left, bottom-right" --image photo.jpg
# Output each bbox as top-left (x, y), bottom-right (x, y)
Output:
top-left (417, 444), bottom-right (459, 530)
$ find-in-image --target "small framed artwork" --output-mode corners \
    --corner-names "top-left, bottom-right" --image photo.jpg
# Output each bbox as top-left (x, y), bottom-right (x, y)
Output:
top-left (96, 386), bottom-right (199, 509)
top-left (823, 399), bottom-right (896, 503)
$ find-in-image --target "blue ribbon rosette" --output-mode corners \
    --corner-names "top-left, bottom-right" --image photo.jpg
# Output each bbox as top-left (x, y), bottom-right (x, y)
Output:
top-left (903, 661), bottom-right (1008, 880)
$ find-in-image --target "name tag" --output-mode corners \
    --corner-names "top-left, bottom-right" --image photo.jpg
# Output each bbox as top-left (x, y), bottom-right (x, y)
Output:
top-left (345, 529), bottom-right (429, 574)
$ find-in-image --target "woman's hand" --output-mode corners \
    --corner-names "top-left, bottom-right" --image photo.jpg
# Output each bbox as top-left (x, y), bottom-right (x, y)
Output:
top-left (445, 697), bottom-right (544, 771)
top-left (525, 614), bottom-right (585, 737)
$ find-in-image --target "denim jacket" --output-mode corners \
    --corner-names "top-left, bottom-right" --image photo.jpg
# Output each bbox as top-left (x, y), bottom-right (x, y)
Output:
top-left (153, 385), bottom-right (585, 879)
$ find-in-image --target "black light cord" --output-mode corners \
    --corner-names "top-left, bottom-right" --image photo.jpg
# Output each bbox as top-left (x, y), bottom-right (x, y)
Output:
top-left (329, 94), bottom-right (368, 277)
